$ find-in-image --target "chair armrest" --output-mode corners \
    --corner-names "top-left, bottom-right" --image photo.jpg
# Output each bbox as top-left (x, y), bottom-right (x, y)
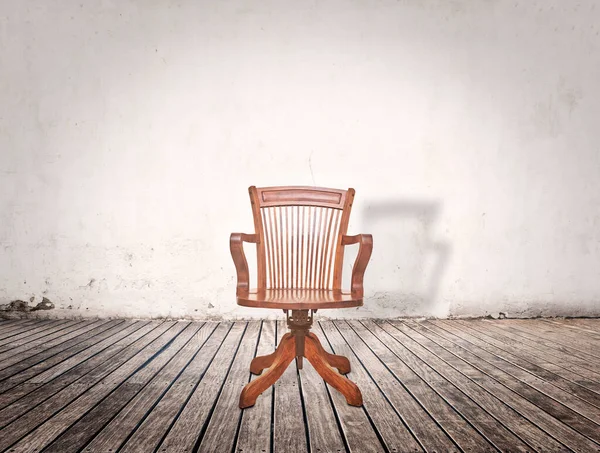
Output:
top-left (230, 233), bottom-right (258, 296)
top-left (341, 234), bottom-right (373, 298)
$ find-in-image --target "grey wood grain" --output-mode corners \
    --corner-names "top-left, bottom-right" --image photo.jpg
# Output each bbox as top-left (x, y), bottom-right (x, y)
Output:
top-left (363, 320), bottom-right (529, 452)
top-left (0, 319), bottom-right (125, 384)
top-left (554, 318), bottom-right (600, 336)
top-left (0, 321), bottom-right (157, 428)
top-left (505, 319), bottom-right (600, 371)
top-left (437, 320), bottom-right (600, 420)
top-left (344, 320), bottom-right (494, 452)
top-left (0, 320), bottom-right (53, 342)
top-left (510, 320), bottom-right (600, 361)
top-left (198, 321), bottom-right (262, 453)
top-left (235, 320), bottom-right (276, 453)
top-left (453, 319), bottom-right (600, 394)
top-left (319, 321), bottom-right (393, 453)
top-left (0, 320), bottom-right (99, 366)
top-left (333, 319), bottom-right (456, 452)
top-left (43, 322), bottom-right (209, 452)
top-left (0, 320), bottom-right (106, 369)
top-left (0, 320), bottom-right (81, 355)
top-left (273, 319), bottom-right (309, 453)
top-left (0, 321), bottom-right (155, 426)
top-left (541, 319), bottom-right (600, 342)
top-left (91, 322), bottom-right (231, 452)
top-left (391, 321), bottom-right (571, 452)
top-left (0, 321), bottom-right (180, 452)
top-left (0, 318), bottom-right (597, 453)
top-left (298, 326), bottom-right (346, 453)
top-left (424, 320), bottom-right (600, 446)
top-left (492, 319), bottom-right (600, 375)
top-left (29, 321), bottom-right (148, 384)
top-left (0, 320), bottom-right (69, 347)
top-left (0, 319), bottom-right (31, 332)
top-left (156, 322), bottom-right (247, 452)
top-left (477, 319), bottom-right (600, 385)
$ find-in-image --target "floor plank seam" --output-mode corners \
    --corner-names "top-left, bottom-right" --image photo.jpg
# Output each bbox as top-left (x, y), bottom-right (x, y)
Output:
top-left (80, 322), bottom-right (219, 452)
top-left (0, 321), bottom-right (146, 412)
top-left (360, 320), bottom-right (503, 453)
top-left (392, 321), bottom-right (542, 452)
top-left (190, 322), bottom-right (248, 453)
top-left (151, 322), bottom-right (236, 453)
top-left (2, 321), bottom-right (184, 452)
top-left (403, 321), bottom-right (591, 452)
top-left (339, 321), bottom-right (463, 453)
top-left (1, 319), bottom-right (599, 453)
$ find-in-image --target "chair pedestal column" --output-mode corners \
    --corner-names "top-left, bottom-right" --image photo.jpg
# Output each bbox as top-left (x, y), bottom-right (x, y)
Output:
top-left (287, 309), bottom-right (312, 369)
top-left (240, 310), bottom-right (362, 409)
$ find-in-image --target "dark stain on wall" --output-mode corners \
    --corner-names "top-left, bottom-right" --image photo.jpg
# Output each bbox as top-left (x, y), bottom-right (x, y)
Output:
top-left (0, 297), bottom-right (55, 313)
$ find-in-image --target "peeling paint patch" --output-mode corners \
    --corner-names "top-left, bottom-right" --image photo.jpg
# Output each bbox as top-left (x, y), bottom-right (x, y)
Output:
top-left (0, 297), bottom-right (55, 312)
top-left (32, 297), bottom-right (55, 311)
top-left (0, 300), bottom-right (30, 312)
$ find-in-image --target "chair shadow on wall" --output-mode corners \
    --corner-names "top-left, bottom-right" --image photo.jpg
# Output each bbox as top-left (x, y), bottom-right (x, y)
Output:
top-left (355, 200), bottom-right (452, 318)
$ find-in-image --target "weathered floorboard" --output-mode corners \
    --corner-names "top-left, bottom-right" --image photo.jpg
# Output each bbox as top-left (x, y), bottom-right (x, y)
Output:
top-left (389, 321), bottom-right (569, 452)
top-left (42, 322), bottom-right (210, 452)
top-left (0, 319), bottom-right (109, 371)
top-left (0, 320), bottom-right (56, 343)
top-left (272, 320), bottom-right (309, 453)
top-left (0, 320), bottom-right (81, 356)
top-left (0, 320), bottom-right (70, 348)
top-left (0, 319), bottom-right (128, 385)
top-left (297, 324), bottom-right (347, 453)
top-left (235, 320), bottom-right (276, 453)
top-left (156, 322), bottom-right (247, 452)
top-left (319, 321), bottom-right (389, 453)
top-left (476, 319), bottom-right (600, 385)
top-left (488, 319), bottom-right (600, 377)
top-left (508, 320), bottom-right (600, 362)
top-left (365, 320), bottom-right (530, 452)
top-left (448, 319), bottom-right (600, 403)
top-left (333, 320), bottom-right (456, 452)
top-left (426, 320), bottom-right (600, 444)
top-left (346, 320), bottom-right (494, 452)
top-left (403, 321), bottom-right (598, 452)
top-left (198, 321), bottom-right (262, 453)
top-left (0, 321), bottom-right (155, 426)
top-left (0, 321), bottom-right (179, 452)
top-left (0, 318), bottom-right (598, 453)
top-left (90, 322), bottom-right (229, 452)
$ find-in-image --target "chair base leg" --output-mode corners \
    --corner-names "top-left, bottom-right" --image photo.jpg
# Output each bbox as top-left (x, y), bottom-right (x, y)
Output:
top-left (240, 310), bottom-right (362, 409)
top-left (249, 333), bottom-right (293, 375)
top-left (240, 334), bottom-right (296, 409)
top-left (304, 334), bottom-right (362, 406)
top-left (306, 332), bottom-right (351, 374)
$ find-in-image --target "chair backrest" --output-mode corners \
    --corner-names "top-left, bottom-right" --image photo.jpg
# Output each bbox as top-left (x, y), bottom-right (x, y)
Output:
top-left (249, 186), bottom-right (355, 290)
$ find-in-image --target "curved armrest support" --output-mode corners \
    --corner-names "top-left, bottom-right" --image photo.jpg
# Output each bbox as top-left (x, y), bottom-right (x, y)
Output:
top-left (230, 233), bottom-right (258, 296)
top-left (341, 234), bottom-right (373, 298)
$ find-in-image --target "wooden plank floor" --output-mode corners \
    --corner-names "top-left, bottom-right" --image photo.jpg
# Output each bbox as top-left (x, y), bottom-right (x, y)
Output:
top-left (0, 318), bottom-right (599, 452)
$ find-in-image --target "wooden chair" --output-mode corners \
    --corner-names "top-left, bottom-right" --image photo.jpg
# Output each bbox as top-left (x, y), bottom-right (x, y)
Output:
top-left (230, 186), bottom-right (373, 409)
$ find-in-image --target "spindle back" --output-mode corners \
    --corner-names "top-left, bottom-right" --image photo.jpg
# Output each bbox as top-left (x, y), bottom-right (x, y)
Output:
top-left (248, 186), bottom-right (355, 290)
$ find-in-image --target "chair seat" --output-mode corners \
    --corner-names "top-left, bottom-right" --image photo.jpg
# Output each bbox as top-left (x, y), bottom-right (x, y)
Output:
top-left (237, 289), bottom-right (363, 310)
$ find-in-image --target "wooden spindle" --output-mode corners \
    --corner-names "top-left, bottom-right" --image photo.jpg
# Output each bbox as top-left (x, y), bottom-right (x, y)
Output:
top-left (278, 206), bottom-right (285, 288)
top-left (320, 208), bottom-right (334, 289)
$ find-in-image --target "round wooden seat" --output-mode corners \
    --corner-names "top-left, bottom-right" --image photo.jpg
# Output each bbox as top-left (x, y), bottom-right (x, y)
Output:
top-left (237, 289), bottom-right (363, 310)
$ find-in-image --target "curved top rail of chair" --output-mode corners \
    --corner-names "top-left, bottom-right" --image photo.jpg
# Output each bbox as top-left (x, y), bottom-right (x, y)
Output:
top-left (251, 185), bottom-right (352, 209)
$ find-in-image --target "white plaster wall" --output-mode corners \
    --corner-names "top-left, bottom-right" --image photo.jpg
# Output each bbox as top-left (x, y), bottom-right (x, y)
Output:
top-left (1, 0), bottom-right (599, 320)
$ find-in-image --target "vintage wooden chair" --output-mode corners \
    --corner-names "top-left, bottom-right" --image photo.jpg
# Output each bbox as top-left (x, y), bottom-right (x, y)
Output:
top-left (230, 186), bottom-right (373, 409)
